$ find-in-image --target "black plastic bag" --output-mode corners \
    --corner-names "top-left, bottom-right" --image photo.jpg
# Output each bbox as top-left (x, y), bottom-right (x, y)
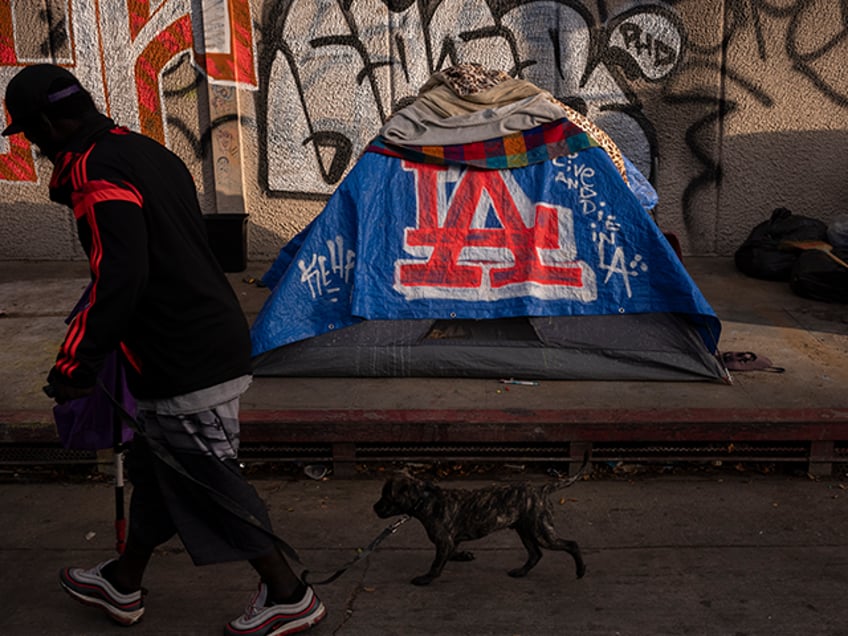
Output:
top-left (734, 208), bottom-right (828, 280)
top-left (789, 248), bottom-right (848, 303)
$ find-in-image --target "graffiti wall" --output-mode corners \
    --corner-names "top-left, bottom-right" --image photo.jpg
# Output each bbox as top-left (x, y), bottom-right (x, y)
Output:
top-left (1, 0), bottom-right (846, 260)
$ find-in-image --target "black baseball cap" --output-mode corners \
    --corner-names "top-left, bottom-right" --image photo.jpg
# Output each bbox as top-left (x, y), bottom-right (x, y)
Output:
top-left (2, 64), bottom-right (85, 136)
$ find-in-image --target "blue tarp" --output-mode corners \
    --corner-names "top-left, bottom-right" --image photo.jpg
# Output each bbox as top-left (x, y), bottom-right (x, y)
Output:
top-left (252, 148), bottom-right (720, 357)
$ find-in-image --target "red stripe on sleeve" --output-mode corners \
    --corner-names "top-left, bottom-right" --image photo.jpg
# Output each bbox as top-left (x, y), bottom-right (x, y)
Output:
top-left (56, 315), bottom-right (85, 375)
top-left (120, 342), bottom-right (142, 373)
top-left (71, 144), bottom-right (94, 189)
top-left (57, 210), bottom-right (102, 374)
top-left (71, 181), bottom-right (144, 220)
top-left (59, 180), bottom-right (136, 375)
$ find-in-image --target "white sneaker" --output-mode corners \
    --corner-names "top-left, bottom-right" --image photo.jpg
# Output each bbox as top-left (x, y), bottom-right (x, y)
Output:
top-left (59, 559), bottom-right (145, 625)
top-left (225, 582), bottom-right (327, 636)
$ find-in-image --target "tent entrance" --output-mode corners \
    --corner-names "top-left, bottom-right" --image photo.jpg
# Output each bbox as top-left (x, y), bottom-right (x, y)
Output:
top-left (424, 318), bottom-right (540, 344)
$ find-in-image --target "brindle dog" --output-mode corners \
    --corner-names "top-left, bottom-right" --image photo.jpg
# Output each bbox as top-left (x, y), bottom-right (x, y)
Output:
top-left (373, 455), bottom-right (588, 586)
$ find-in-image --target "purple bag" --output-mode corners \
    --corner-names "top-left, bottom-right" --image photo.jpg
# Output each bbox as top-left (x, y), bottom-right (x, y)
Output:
top-left (52, 285), bottom-right (136, 450)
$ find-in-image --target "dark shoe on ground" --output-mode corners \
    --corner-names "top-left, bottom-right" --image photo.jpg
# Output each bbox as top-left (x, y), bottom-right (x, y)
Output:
top-left (225, 582), bottom-right (327, 636)
top-left (59, 559), bottom-right (145, 625)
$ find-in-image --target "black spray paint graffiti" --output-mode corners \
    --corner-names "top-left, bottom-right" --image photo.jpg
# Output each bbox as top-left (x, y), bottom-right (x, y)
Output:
top-left (39, 3), bottom-right (69, 58)
top-left (14, 1), bottom-right (71, 63)
top-left (709, 0), bottom-right (848, 107)
top-left (660, 0), bottom-right (848, 229)
top-left (255, 0), bottom-right (685, 199)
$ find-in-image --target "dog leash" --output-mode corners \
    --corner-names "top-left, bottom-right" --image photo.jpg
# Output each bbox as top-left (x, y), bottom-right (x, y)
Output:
top-left (89, 379), bottom-right (303, 563)
top-left (90, 379), bottom-right (408, 585)
top-left (302, 515), bottom-right (410, 585)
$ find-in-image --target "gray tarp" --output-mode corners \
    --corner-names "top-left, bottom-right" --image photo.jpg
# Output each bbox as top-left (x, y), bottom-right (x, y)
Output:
top-left (252, 313), bottom-right (726, 382)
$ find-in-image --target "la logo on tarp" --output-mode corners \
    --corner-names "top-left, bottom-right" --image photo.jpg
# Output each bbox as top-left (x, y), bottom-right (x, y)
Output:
top-left (394, 161), bottom-right (597, 302)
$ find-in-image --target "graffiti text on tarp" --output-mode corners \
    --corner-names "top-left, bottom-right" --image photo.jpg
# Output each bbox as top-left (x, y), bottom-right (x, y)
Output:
top-left (395, 161), bottom-right (597, 302)
top-left (298, 235), bottom-right (355, 302)
top-left (553, 154), bottom-right (646, 299)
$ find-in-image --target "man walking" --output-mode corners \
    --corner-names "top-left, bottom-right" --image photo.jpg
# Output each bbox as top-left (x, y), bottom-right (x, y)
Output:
top-left (2, 64), bottom-right (326, 635)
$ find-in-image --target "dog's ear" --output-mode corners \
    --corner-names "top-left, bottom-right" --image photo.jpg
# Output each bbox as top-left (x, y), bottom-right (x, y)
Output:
top-left (385, 471), bottom-right (434, 496)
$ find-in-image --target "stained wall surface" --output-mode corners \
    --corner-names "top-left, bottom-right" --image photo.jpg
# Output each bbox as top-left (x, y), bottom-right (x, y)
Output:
top-left (1, 0), bottom-right (846, 260)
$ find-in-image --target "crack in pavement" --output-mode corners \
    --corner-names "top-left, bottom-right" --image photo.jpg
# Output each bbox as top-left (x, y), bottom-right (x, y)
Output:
top-left (332, 558), bottom-right (371, 635)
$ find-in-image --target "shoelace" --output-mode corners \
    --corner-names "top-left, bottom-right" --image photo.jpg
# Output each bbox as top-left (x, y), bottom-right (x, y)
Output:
top-left (242, 587), bottom-right (266, 619)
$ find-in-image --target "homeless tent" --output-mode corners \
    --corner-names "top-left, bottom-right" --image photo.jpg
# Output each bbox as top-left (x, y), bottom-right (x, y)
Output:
top-left (251, 64), bottom-right (726, 382)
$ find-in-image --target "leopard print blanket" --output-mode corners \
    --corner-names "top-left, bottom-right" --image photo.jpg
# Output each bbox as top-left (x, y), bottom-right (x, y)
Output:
top-left (421, 63), bottom-right (628, 184)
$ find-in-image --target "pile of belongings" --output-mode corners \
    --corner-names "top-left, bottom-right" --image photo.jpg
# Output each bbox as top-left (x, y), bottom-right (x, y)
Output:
top-left (251, 64), bottom-right (726, 382)
top-left (735, 208), bottom-right (848, 303)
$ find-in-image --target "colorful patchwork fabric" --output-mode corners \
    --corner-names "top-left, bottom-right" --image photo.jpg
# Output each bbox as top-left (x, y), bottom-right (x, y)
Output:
top-left (366, 118), bottom-right (600, 170)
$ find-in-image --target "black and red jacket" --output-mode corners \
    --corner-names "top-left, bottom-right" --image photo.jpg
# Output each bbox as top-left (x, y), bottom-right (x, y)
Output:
top-left (49, 115), bottom-right (251, 399)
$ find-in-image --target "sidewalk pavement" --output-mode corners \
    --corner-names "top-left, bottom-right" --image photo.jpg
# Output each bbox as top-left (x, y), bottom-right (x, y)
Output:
top-left (1, 257), bottom-right (847, 471)
top-left (1, 470), bottom-right (847, 635)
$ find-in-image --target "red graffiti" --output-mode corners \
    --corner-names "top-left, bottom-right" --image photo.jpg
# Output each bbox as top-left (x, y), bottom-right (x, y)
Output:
top-left (0, 4), bottom-right (35, 181)
top-left (128, 0), bottom-right (257, 86)
top-left (0, 131), bottom-right (37, 182)
top-left (399, 163), bottom-right (583, 289)
top-left (2, 0), bottom-right (258, 178)
top-left (130, 0), bottom-right (257, 141)
top-left (135, 16), bottom-right (195, 141)
top-left (193, 0), bottom-right (257, 86)
top-left (0, 3), bottom-right (15, 64)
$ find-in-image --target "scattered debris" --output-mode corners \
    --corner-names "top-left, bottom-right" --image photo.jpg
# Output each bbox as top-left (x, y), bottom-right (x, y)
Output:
top-left (304, 464), bottom-right (329, 480)
top-left (241, 276), bottom-right (266, 287)
top-left (499, 378), bottom-right (540, 386)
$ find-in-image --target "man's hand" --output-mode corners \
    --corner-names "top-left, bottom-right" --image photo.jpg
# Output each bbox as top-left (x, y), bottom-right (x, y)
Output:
top-left (45, 367), bottom-right (95, 404)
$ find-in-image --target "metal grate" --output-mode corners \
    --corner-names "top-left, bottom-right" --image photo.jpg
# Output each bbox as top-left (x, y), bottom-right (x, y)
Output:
top-left (355, 443), bottom-right (572, 464)
top-left (589, 441), bottom-right (810, 464)
top-left (238, 444), bottom-right (332, 463)
top-left (0, 440), bottom-right (830, 468)
top-left (0, 444), bottom-right (99, 466)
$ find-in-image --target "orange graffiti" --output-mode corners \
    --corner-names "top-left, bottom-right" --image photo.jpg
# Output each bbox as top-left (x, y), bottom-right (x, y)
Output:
top-left (135, 15), bottom-right (194, 141)
top-left (0, 2), bottom-right (15, 64)
top-left (193, 0), bottom-right (257, 86)
top-left (2, 0), bottom-right (258, 176)
top-left (126, 0), bottom-right (151, 39)
top-left (129, 0), bottom-right (257, 143)
top-left (0, 3), bottom-right (36, 181)
top-left (0, 131), bottom-right (37, 182)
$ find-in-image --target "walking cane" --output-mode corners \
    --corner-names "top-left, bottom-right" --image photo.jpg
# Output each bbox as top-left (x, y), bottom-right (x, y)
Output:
top-left (50, 281), bottom-right (129, 554)
top-left (111, 358), bottom-right (127, 555)
top-left (114, 435), bottom-right (126, 555)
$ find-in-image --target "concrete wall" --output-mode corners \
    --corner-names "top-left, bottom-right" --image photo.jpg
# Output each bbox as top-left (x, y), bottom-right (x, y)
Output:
top-left (1, 0), bottom-right (846, 261)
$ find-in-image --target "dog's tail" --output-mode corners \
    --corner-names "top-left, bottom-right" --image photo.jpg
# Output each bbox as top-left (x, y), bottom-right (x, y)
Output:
top-left (544, 450), bottom-right (591, 494)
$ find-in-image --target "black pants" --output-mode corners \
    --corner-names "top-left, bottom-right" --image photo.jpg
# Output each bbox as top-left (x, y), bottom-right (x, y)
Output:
top-left (125, 429), bottom-right (277, 566)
